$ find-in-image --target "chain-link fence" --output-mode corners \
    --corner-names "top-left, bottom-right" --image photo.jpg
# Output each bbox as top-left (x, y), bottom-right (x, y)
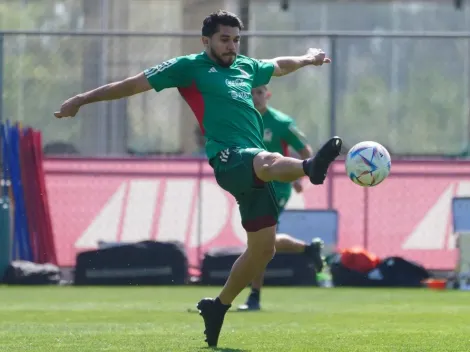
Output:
top-left (3, 31), bottom-right (470, 157)
top-left (1, 0), bottom-right (470, 157)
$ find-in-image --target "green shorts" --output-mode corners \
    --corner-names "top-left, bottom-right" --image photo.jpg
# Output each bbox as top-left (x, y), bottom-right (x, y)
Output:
top-left (272, 181), bottom-right (292, 214)
top-left (210, 147), bottom-right (280, 232)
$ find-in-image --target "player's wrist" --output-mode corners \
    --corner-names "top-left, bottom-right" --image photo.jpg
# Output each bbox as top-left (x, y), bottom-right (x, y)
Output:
top-left (75, 93), bottom-right (87, 106)
top-left (300, 56), bottom-right (314, 66)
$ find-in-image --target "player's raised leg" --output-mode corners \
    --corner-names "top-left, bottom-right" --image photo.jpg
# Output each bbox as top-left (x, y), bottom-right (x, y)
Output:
top-left (253, 137), bottom-right (343, 186)
top-left (275, 234), bottom-right (324, 272)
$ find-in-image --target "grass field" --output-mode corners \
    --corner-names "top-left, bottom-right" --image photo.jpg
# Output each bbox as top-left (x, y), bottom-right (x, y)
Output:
top-left (0, 286), bottom-right (469, 351)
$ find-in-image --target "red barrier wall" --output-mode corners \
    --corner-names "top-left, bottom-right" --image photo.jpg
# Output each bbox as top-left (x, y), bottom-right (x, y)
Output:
top-left (44, 157), bottom-right (470, 270)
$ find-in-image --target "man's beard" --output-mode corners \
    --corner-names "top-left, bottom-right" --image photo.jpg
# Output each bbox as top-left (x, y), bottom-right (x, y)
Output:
top-left (211, 47), bottom-right (236, 68)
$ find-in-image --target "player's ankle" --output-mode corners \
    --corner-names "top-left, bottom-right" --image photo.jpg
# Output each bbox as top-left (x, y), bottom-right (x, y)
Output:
top-left (215, 296), bottom-right (232, 309)
top-left (302, 159), bottom-right (311, 176)
top-left (249, 288), bottom-right (260, 300)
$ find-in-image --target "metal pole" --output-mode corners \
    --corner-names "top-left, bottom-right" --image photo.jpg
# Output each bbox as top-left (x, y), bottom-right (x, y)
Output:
top-left (466, 7), bottom-right (470, 155)
top-left (390, 3), bottom-right (400, 150)
top-left (239, 0), bottom-right (250, 55)
top-left (0, 35), bottom-right (3, 123)
top-left (100, 0), bottom-right (109, 154)
top-left (17, 0), bottom-right (27, 124)
top-left (327, 36), bottom-right (338, 210)
top-left (3, 30), bottom-right (470, 38)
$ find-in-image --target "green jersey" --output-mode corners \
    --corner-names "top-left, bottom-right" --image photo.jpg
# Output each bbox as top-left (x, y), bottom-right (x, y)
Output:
top-left (262, 106), bottom-right (307, 157)
top-left (144, 52), bottom-right (275, 159)
top-left (262, 106), bottom-right (308, 208)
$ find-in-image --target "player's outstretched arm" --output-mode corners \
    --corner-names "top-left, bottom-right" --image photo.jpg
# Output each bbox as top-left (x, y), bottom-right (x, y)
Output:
top-left (266, 48), bottom-right (331, 77)
top-left (54, 72), bottom-right (152, 118)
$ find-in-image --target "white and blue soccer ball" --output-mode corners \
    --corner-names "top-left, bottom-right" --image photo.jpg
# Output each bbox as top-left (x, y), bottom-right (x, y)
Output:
top-left (345, 141), bottom-right (391, 187)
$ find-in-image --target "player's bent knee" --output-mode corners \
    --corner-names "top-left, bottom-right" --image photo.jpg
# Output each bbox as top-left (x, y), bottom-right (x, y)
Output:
top-left (253, 151), bottom-right (283, 182)
top-left (248, 244), bottom-right (276, 263)
top-left (262, 247), bottom-right (276, 263)
top-left (275, 234), bottom-right (291, 243)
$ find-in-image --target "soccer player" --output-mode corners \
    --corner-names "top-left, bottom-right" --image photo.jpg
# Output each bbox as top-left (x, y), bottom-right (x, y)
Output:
top-left (54, 10), bottom-right (342, 348)
top-left (237, 84), bottom-right (324, 311)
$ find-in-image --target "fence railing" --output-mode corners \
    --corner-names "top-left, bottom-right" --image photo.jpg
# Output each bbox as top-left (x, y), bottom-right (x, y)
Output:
top-left (1, 30), bottom-right (470, 157)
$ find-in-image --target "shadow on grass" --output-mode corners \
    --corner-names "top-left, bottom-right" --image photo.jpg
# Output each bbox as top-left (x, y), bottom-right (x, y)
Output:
top-left (199, 348), bottom-right (249, 352)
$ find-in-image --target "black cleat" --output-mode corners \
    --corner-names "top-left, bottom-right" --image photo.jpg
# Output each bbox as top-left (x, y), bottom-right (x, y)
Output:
top-left (197, 298), bottom-right (230, 347)
top-left (307, 238), bottom-right (324, 273)
top-left (303, 136), bottom-right (342, 185)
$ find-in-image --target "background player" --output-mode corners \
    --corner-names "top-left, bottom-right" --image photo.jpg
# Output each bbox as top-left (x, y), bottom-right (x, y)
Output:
top-left (54, 10), bottom-right (342, 348)
top-left (238, 85), bottom-right (324, 311)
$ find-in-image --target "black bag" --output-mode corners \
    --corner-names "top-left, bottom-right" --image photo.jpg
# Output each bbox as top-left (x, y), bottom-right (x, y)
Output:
top-left (330, 255), bottom-right (429, 287)
top-left (374, 256), bottom-right (430, 287)
top-left (2, 260), bottom-right (61, 285)
top-left (330, 262), bottom-right (373, 287)
top-left (74, 240), bottom-right (188, 286)
top-left (200, 247), bottom-right (245, 286)
top-left (201, 246), bottom-right (317, 286)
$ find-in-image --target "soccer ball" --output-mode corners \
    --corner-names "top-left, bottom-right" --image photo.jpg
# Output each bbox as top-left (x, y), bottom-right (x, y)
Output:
top-left (345, 141), bottom-right (391, 187)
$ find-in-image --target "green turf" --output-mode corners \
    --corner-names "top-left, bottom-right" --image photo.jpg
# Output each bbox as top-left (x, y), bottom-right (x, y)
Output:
top-left (0, 286), bottom-right (469, 351)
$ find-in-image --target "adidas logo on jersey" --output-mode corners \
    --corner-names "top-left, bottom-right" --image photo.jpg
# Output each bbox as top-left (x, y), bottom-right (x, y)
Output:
top-left (208, 67), bottom-right (217, 73)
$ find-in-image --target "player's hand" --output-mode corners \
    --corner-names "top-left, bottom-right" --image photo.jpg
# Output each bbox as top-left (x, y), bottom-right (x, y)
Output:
top-left (54, 95), bottom-right (83, 118)
top-left (293, 180), bottom-right (303, 193)
top-left (305, 48), bottom-right (331, 66)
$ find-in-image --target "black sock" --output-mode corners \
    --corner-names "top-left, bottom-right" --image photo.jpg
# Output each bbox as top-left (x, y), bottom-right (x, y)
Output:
top-left (249, 288), bottom-right (260, 301)
top-left (215, 297), bottom-right (231, 311)
top-left (302, 159), bottom-right (311, 176)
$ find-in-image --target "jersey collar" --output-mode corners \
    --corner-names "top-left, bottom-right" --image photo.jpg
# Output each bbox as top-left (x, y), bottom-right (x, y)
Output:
top-left (202, 51), bottom-right (238, 69)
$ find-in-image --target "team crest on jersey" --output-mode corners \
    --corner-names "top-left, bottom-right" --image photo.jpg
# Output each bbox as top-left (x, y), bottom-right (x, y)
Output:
top-left (264, 128), bottom-right (273, 142)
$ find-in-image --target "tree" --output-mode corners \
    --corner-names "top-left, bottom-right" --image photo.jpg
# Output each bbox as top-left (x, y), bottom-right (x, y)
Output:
top-left (398, 67), bottom-right (466, 155)
top-left (0, 1), bottom-right (83, 152)
top-left (336, 75), bottom-right (393, 149)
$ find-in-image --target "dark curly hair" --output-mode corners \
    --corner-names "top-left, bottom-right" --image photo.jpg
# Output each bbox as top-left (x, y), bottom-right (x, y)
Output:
top-left (202, 10), bottom-right (244, 37)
